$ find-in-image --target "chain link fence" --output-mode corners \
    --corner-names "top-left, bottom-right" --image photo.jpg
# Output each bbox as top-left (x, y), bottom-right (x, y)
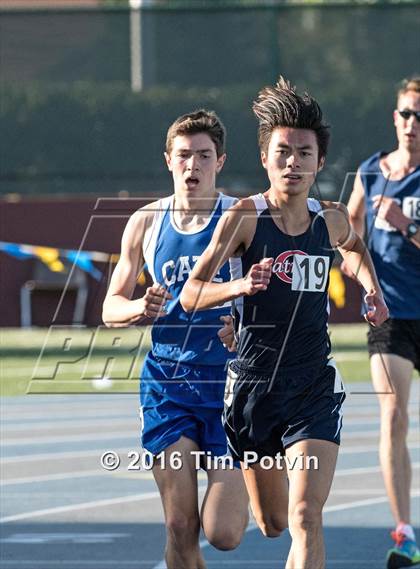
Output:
top-left (1, 2), bottom-right (419, 198)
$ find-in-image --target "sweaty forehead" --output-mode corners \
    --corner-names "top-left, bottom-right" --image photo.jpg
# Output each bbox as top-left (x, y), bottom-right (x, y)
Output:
top-left (269, 127), bottom-right (318, 148)
top-left (171, 133), bottom-right (216, 153)
top-left (398, 91), bottom-right (420, 110)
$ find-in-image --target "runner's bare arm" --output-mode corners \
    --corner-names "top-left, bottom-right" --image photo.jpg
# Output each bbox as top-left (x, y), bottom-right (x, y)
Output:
top-left (323, 201), bottom-right (388, 327)
top-left (181, 200), bottom-right (270, 312)
top-left (102, 204), bottom-right (172, 327)
top-left (347, 170), bottom-right (366, 238)
top-left (340, 172), bottom-right (366, 279)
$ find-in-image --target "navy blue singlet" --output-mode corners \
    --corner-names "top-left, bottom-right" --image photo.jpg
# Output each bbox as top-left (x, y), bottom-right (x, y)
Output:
top-left (360, 152), bottom-right (420, 319)
top-left (234, 195), bottom-right (335, 372)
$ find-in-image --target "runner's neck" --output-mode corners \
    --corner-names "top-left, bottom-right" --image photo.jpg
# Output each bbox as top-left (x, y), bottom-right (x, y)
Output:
top-left (264, 190), bottom-right (312, 236)
top-left (172, 191), bottom-right (219, 232)
top-left (382, 148), bottom-right (420, 179)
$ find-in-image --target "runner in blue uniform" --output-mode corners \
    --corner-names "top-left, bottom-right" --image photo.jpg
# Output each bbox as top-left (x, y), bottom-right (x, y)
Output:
top-left (103, 110), bottom-right (248, 569)
top-left (182, 77), bottom-right (389, 569)
top-left (345, 76), bottom-right (420, 569)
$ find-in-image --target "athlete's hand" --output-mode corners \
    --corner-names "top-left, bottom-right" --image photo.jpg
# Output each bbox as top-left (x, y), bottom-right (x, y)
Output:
top-left (363, 290), bottom-right (389, 327)
top-left (241, 257), bottom-right (273, 296)
top-left (371, 195), bottom-right (408, 232)
top-left (137, 284), bottom-right (172, 319)
top-left (218, 315), bottom-right (236, 352)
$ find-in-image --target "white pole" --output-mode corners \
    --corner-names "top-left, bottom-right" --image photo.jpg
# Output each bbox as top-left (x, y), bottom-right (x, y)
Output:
top-left (129, 0), bottom-right (143, 92)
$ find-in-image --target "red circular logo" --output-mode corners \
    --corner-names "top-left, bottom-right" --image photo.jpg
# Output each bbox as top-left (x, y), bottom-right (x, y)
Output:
top-left (272, 250), bottom-right (307, 283)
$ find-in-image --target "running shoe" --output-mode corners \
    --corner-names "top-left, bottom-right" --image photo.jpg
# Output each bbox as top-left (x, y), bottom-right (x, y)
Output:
top-left (387, 529), bottom-right (420, 568)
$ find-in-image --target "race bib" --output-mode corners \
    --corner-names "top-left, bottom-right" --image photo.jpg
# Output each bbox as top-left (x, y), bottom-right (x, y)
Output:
top-left (403, 197), bottom-right (420, 221)
top-left (291, 254), bottom-right (330, 292)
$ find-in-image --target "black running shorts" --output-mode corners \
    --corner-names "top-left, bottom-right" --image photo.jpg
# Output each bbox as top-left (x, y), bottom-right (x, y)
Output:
top-left (223, 359), bottom-right (346, 462)
top-left (367, 318), bottom-right (420, 373)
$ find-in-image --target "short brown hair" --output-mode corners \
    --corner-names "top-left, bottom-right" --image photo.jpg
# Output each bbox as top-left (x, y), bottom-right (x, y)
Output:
top-left (166, 109), bottom-right (226, 157)
top-left (397, 76), bottom-right (420, 101)
top-left (252, 76), bottom-right (330, 162)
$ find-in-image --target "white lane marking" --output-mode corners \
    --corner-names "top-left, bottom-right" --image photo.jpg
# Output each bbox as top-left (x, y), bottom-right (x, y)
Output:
top-left (2, 447), bottom-right (133, 464)
top-left (0, 470), bottom-right (103, 486)
top-left (0, 532), bottom-right (129, 544)
top-left (0, 562), bottom-right (157, 566)
top-left (2, 356), bottom-right (143, 373)
top-left (2, 443), bottom-right (420, 470)
top-left (344, 401), bottom-right (419, 408)
top-left (340, 442), bottom-right (419, 454)
top-left (340, 417), bottom-right (381, 425)
top-left (2, 471), bottom-right (415, 558)
top-left (336, 462), bottom-right (420, 476)
top-left (0, 491), bottom-right (163, 524)
top-left (0, 561), bottom-right (388, 566)
top-left (1, 431), bottom-right (135, 446)
top-left (2, 418), bottom-right (138, 432)
top-left (3, 364), bottom-right (141, 377)
top-left (2, 485), bottom-right (419, 567)
top-left (331, 488), bottom-right (420, 495)
top-left (1, 398), bottom-right (417, 421)
top-left (343, 417), bottom-right (419, 426)
top-left (0, 409), bottom-right (136, 421)
top-left (9, 416), bottom-right (417, 431)
top-left (3, 462), bottom-right (419, 487)
top-left (323, 490), bottom-right (420, 514)
top-left (4, 427), bottom-right (418, 449)
top-left (341, 430), bottom-right (381, 439)
top-left (4, 441), bottom-right (411, 463)
top-left (341, 429), bottom-right (419, 440)
top-left (150, 489), bottom-right (420, 569)
top-left (135, 561), bottom-right (386, 565)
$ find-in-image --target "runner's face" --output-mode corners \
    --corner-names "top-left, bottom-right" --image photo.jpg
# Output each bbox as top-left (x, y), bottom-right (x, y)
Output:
top-left (261, 127), bottom-right (323, 196)
top-left (394, 91), bottom-right (420, 153)
top-left (165, 133), bottom-right (226, 197)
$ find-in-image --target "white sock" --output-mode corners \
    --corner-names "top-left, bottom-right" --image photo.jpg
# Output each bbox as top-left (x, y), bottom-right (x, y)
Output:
top-left (397, 522), bottom-right (416, 542)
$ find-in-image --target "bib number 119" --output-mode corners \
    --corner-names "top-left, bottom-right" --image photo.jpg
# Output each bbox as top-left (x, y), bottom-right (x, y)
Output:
top-left (292, 254), bottom-right (330, 292)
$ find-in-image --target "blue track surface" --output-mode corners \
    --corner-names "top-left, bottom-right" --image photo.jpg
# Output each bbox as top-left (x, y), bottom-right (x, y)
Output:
top-left (1, 382), bottom-right (419, 569)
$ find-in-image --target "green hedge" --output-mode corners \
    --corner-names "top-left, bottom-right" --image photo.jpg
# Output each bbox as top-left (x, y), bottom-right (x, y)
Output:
top-left (0, 80), bottom-right (397, 198)
top-left (1, 82), bottom-right (265, 195)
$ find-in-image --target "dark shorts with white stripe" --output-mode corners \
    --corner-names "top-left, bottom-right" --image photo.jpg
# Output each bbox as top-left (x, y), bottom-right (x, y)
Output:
top-left (223, 358), bottom-right (346, 462)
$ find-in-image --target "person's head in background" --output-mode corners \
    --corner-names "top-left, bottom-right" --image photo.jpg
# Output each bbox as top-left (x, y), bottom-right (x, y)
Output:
top-left (394, 76), bottom-right (420, 154)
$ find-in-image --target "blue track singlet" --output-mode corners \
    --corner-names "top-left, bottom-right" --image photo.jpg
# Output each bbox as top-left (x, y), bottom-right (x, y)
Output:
top-left (360, 152), bottom-right (420, 319)
top-left (139, 193), bottom-right (242, 458)
top-left (142, 192), bottom-right (241, 366)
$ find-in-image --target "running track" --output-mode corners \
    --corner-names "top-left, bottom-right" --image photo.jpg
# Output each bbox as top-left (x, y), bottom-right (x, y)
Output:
top-left (1, 382), bottom-right (419, 568)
